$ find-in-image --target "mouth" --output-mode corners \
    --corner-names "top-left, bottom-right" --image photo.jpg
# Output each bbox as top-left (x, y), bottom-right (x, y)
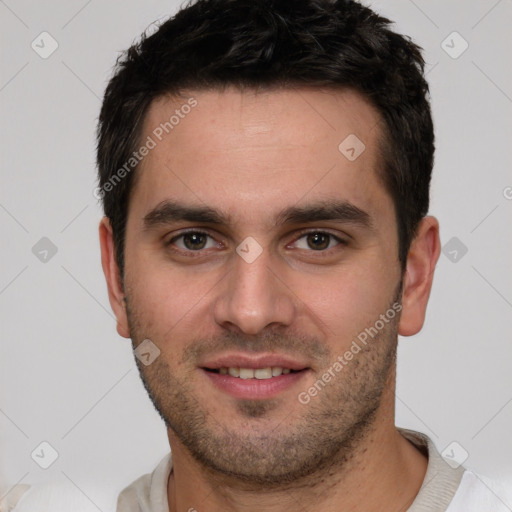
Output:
top-left (199, 354), bottom-right (311, 399)
top-left (203, 366), bottom-right (301, 379)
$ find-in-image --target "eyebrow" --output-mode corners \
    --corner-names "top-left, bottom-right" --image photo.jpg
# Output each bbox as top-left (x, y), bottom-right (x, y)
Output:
top-left (143, 199), bottom-right (373, 231)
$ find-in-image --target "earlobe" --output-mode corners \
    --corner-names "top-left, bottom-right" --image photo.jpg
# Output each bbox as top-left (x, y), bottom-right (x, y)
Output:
top-left (99, 217), bottom-right (131, 339)
top-left (398, 216), bottom-right (441, 337)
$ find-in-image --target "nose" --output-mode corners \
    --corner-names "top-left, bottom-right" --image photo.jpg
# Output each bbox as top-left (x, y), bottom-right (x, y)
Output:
top-left (213, 246), bottom-right (296, 336)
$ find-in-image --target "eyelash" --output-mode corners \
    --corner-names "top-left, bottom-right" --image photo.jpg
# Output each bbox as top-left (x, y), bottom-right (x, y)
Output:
top-left (166, 229), bottom-right (347, 256)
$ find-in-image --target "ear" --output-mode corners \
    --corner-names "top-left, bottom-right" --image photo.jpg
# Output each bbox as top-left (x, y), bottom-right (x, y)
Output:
top-left (398, 216), bottom-right (441, 337)
top-left (99, 217), bottom-right (130, 338)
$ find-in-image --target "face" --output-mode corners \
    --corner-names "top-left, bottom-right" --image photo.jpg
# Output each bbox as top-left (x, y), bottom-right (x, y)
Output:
top-left (106, 86), bottom-right (411, 484)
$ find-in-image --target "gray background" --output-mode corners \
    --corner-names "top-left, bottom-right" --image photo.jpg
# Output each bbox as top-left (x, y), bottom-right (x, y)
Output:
top-left (1, 0), bottom-right (511, 509)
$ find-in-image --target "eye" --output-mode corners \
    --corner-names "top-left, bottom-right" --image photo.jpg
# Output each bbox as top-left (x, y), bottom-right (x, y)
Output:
top-left (168, 231), bottom-right (221, 251)
top-left (166, 229), bottom-right (345, 256)
top-left (292, 231), bottom-right (344, 251)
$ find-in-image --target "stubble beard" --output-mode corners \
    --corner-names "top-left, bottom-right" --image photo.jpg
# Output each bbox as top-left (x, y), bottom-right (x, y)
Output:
top-left (126, 289), bottom-right (401, 489)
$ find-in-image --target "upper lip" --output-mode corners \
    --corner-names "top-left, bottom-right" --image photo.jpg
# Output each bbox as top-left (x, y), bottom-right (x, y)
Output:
top-left (200, 353), bottom-right (309, 371)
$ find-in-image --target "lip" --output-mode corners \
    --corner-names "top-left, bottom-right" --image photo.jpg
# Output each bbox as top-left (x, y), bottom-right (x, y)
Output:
top-left (199, 352), bottom-right (311, 400)
top-left (201, 367), bottom-right (310, 400)
top-left (200, 353), bottom-right (309, 371)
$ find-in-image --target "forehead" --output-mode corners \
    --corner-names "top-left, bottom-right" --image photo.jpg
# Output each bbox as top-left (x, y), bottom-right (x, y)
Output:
top-left (132, 86), bottom-right (390, 228)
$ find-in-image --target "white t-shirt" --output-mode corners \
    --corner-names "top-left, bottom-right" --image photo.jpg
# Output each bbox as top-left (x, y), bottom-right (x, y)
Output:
top-left (2, 429), bottom-right (511, 511)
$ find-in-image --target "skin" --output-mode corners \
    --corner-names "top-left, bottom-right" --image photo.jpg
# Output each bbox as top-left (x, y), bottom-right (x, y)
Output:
top-left (100, 86), bottom-right (441, 512)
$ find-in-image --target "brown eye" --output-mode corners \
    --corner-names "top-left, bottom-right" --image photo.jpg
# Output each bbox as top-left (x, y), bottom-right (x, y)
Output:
top-left (293, 231), bottom-right (342, 251)
top-left (169, 231), bottom-right (218, 251)
top-left (182, 232), bottom-right (208, 250)
top-left (306, 233), bottom-right (330, 250)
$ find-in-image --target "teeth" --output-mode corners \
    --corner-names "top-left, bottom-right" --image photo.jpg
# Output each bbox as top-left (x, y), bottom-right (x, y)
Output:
top-left (239, 368), bottom-right (254, 379)
top-left (217, 366), bottom-right (294, 379)
top-left (254, 367), bottom-right (272, 379)
top-left (228, 367), bottom-right (240, 377)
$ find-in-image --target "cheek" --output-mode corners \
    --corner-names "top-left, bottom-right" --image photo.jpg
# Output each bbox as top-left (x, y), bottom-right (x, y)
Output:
top-left (124, 255), bottom-right (220, 341)
top-left (301, 265), bottom-right (396, 342)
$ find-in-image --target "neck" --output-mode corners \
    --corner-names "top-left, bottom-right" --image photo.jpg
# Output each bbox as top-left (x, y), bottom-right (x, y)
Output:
top-left (166, 385), bottom-right (427, 512)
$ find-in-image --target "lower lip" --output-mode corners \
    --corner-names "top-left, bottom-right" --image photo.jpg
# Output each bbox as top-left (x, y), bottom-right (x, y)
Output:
top-left (201, 369), bottom-right (309, 399)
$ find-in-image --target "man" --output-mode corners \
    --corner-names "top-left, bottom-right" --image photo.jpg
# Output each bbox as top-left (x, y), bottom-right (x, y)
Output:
top-left (93, 0), bottom-right (506, 511)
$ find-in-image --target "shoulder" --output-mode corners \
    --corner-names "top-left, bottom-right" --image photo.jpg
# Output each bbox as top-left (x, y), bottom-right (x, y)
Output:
top-left (117, 453), bottom-right (173, 512)
top-left (117, 472), bottom-right (154, 511)
top-left (447, 470), bottom-right (512, 512)
top-left (0, 484), bottom-right (31, 511)
top-left (0, 482), bottom-right (104, 511)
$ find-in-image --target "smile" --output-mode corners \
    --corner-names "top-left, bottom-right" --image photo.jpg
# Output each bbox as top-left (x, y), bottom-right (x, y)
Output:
top-left (206, 366), bottom-right (295, 379)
